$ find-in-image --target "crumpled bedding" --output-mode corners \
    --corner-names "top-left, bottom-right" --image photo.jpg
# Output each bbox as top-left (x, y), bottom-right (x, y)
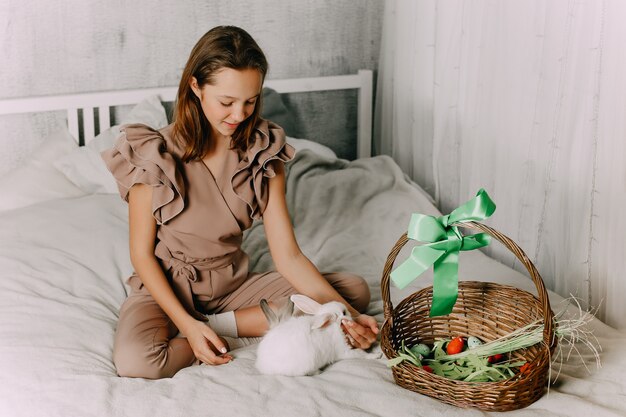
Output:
top-left (1, 150), bottom-right (624, 417)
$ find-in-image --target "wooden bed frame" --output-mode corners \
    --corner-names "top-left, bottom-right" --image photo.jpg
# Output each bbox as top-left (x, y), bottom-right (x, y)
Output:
top-left (0, 70), bottom-right (373, 159)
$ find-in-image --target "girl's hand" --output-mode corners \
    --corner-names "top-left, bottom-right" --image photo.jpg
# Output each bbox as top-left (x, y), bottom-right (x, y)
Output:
top-left (182, 320), bottom-right (233, 365)
top-left (341, 314), bottom-right (379, 350)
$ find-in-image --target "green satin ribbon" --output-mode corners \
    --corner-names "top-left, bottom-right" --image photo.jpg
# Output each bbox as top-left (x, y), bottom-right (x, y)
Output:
top-left (390, 189), bottom-right (496, 317)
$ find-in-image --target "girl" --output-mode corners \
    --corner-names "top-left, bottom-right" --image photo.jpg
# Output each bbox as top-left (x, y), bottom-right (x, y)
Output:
top-left (102, 25), bottom-right (378, 379)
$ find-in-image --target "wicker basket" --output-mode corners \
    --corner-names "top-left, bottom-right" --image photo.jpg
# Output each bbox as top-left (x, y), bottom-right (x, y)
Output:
top-left (380, 221), bottom-right (557, 412)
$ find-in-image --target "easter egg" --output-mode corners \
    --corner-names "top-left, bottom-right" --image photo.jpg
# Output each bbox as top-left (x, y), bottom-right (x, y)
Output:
top-left (467, 336), bottom-right (483, 349)
top-left (410, 343), bottom-right (431, 357)
top-left (488, 353), bottom-right (504, 363)
top-left (446, 337), bottom-right (465, 355)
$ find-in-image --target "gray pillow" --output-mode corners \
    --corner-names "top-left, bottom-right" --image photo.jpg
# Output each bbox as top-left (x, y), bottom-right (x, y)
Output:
top-left (261, 87), bottom-right (296, 136)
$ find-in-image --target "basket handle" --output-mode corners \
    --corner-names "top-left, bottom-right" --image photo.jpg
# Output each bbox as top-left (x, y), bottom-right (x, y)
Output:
top-left (380, 221), bottom-right (556, 347)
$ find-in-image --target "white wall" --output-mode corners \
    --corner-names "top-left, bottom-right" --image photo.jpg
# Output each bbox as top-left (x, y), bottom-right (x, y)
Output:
top-left (0, 0), bottom-right (383, 171)
top-left (376, 0), bottom-right (626, 328)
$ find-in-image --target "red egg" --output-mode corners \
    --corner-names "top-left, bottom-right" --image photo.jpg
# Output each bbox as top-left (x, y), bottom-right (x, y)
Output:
top-left (422, 365), bottom-right (433, 373)
top-left (446, 337), bottom-right (465, 355)
top-left (488, 353), bottom-right (504, 363)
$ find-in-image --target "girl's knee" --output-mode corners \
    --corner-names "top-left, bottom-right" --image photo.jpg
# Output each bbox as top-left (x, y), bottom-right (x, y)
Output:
top-left (114, 342), bottom-right (174, 379)
top-left (329, 272), bottom-right (371, 314)
top-left (350, 275), bottom-right (371, 314)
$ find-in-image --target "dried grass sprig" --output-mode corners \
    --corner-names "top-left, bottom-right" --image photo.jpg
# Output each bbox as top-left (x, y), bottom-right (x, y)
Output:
top-left (419, 296), bottom-right (602, 380)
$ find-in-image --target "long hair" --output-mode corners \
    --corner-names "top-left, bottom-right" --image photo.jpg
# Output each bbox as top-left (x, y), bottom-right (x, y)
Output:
top-left (172, 26), bottom-right (268, 162)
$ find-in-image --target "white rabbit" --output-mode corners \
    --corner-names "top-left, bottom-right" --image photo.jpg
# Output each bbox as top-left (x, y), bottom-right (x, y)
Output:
top-left (255, 294), bottom-right (381, 376)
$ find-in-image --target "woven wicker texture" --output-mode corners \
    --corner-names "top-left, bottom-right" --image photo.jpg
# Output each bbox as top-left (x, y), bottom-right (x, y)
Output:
top-left (380, 221), bottom-right (557, 411)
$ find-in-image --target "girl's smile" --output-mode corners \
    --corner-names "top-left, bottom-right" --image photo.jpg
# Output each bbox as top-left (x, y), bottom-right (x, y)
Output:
top-left (223, 121), bottom-right (240, 129)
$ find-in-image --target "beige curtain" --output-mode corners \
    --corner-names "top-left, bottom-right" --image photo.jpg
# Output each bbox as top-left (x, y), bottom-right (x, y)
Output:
top-left (375, 0), bottom-right (626, 329)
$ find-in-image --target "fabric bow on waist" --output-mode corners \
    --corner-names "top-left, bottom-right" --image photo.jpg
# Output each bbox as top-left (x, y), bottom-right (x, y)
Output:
top-left (155, 242), bottom-right (238, 321)
top-left (390, 189), bottom-right (496, 317)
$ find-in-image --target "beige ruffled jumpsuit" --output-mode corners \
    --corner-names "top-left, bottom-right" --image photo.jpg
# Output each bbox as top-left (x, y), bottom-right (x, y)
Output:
top-left (101, 120), bottom-right (370, 379)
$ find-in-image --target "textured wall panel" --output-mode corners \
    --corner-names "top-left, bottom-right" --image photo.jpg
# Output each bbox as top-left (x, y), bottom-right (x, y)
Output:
top-left (376, 0), bottom-right (626, 328)
top-left (0, 0), bottom-right (383, 173)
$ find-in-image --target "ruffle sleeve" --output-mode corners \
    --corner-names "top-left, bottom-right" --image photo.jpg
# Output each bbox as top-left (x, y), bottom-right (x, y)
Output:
top-left (231, 119), bottom-right (295, 220)
top-left (100, 123), bottom-right (185, 225)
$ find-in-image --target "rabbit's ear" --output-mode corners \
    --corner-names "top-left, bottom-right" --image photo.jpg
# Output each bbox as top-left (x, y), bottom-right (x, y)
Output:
top-left (311, 313), bottom-right (334, 330)
top-left (290, 294), bottom-right (321, 315)
top-left (260, 299), bottom-right (278, 327)
top-left (282, 297), bottom-right (295, 319)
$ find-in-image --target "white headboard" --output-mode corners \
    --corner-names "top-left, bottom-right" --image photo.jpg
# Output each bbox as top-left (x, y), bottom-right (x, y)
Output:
top-left (0, 70), bottom-right (373, 159)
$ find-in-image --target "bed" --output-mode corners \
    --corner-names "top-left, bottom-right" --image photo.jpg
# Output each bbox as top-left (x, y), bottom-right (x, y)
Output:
top-left (1, 71), bottom-right (625, 417)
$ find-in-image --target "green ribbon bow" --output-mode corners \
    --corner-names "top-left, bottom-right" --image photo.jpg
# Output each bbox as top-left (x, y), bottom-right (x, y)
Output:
top-left (390, 189), bottom-right (496, 317)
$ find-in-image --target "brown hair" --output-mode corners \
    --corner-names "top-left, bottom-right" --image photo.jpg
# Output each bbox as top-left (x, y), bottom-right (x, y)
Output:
top-left (172, 26), bottom-right (268, 162)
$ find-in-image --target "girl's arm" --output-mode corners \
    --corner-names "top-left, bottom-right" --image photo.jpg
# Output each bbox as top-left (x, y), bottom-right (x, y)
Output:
top-left (128, 184), bottom-right (231, 364)
top-left (261, 163), bottom-right (378, 348)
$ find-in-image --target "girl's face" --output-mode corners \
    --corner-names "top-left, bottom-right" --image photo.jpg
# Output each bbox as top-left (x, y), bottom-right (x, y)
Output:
top-left (190, 68), bottom-right (262, 142)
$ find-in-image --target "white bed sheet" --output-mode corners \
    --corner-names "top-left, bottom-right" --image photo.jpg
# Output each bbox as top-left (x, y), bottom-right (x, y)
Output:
top-left (1, 150), bottom-right (625, 417)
